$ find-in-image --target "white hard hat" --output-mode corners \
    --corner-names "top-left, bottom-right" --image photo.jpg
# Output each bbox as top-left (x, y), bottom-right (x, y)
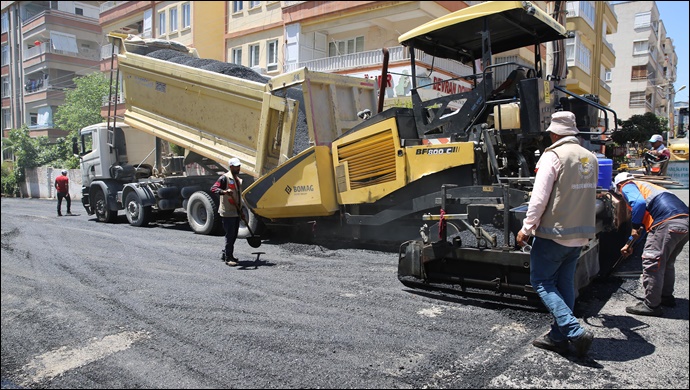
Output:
top-left (648, 134), bottom-right (663, 143)
top-left (613, 172), bottom-right (634, 188)
top-left (228, 157), bottom-right (241, 167)
top-left (61, 169), bottom-right (67, 175)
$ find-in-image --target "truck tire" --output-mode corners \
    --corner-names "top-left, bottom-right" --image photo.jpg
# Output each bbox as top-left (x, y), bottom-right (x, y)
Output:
top-left (93, 188), bottom-right (117, 223)
top-left (157, 186), bottom-right (180, 200)
top-left (187, 191), bottom-right (220, 235)
top-left (238, 205), bottom-right (264, 238)
top-left (125, 191), bottom-right (152, 227)
top-left (181, 185), bottom-right (202, 199)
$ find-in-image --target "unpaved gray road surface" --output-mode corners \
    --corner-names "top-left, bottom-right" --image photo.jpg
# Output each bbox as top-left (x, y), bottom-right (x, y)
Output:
top-left (1, 191), bottom-right (688, 389)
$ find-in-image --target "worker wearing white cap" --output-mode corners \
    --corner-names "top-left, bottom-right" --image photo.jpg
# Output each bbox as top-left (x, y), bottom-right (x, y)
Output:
top-left (647, 134), bottom-right (670, 160)
top-left (516, 111), bottom-right (597, 357)
top-left (210, 157), bottom-right (243, 266)
top-left (613, 172), bottom-right (689, 317)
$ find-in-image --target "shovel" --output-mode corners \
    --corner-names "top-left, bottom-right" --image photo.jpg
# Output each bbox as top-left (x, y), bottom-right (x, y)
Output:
top-left (237, 203), bottom-right (261, 248)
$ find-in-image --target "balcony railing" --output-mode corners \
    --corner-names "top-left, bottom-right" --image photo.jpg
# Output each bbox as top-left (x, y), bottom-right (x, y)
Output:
top-left (24, 43), bottom-right (100, 62)
top-left (283, 45), bottom-right (472, 77)
top-left (100, 1), bottom-right (129, 14)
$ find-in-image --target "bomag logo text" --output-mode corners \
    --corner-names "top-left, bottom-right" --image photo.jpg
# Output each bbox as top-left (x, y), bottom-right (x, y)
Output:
top-left (293, 185), bottom-right (314, 192)
top-left (416, 147), bottom-right (460, 155)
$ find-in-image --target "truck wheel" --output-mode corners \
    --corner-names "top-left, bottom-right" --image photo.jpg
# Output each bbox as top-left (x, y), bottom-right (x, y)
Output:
top-left (125, 191), bottom-right (152, 227)
top-left (238, 205), bottom-right (264, 238)
top-left (93, 188), bottom-right (117, 223)
top-left (187, 191), bottom-right (219, 235)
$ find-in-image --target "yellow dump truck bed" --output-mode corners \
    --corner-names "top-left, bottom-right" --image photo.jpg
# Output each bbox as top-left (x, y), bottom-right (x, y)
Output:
top-left (111, 34), bottom-right (377, 178)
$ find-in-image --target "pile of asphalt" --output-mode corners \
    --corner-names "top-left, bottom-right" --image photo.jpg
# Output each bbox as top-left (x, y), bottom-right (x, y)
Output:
top-left (145, 49), bottom-right (310, 154)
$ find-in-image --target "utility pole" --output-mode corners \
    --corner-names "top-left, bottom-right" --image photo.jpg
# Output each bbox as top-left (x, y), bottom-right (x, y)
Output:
top-left (668, 85), bottom-right (687, 142)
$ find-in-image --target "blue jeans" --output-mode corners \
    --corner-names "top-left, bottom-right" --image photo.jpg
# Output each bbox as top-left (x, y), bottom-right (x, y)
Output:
top-left (530, 237), bottom-right (585, 342)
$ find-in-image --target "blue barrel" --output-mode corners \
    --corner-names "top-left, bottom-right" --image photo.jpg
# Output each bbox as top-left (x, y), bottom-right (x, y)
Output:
top-left (597, 157), bottom-right (613, 189)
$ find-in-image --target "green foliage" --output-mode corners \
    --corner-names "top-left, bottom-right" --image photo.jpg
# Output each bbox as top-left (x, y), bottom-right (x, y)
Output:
top-left (54, 72), bottom-right (110, 168)
top-left (612, 112), bottom-right (667, 145)
top-left (1, 160), bottom-right (18, 196)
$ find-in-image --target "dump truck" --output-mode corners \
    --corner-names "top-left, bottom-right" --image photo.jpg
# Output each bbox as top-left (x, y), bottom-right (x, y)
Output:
top-left (78, 34), bottom-right (377, 239)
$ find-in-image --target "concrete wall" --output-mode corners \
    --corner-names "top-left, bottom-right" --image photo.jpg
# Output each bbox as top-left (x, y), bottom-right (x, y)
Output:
top-left (19, 167), bottom-right (83, 200)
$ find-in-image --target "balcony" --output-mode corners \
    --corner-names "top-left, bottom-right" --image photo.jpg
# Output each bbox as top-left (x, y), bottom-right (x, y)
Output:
top-left (283, 46), bottom-right (471, 77)
top-left (100, 1), bottom-right (130, 14)
top-left (24, 43), bottom-right (100, 62)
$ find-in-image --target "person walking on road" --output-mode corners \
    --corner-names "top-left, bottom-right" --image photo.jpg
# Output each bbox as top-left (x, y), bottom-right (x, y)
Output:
top-left (613, 172), bottom-right (689, 317)
top-left (54, 169), bottom-right (72, 217)
top-left (211, 157), bottom-right (243, 267)
top-left (516, 111), bottom-right (596, 358)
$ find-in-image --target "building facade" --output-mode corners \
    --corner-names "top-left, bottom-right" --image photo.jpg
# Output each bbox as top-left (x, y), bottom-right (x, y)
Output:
top-left (3, 1), bottom-right (632, 163)
top-left (608, 1), bottom-right (678, 126)
top-left (1, 0), bottom-right (102, 149)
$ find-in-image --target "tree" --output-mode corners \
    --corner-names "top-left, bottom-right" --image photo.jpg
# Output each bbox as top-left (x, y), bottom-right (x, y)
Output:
top-left (1, 125), bottom-right (53, 196)
top-left (54, 72), bottom-right (110, 168)
top-left (611, 112), bottom-right (667, 146)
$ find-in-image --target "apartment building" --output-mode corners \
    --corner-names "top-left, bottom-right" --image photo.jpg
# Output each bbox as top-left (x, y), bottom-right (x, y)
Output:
top-left (559, 1), bottom-right (617, 107)
top-left (1, 0), bottom-right (102, 149)
top-left (608, 1), bottom-right (678, 125)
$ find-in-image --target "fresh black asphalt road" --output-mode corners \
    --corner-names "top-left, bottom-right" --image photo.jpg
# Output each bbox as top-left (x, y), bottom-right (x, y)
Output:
top-left (1, 193), bottom-right (688, 389)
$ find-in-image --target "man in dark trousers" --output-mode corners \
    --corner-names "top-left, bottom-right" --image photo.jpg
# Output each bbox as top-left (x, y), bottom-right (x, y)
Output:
top-left (211, 157), bottom-right (243, 266)
top-left (54, 169), bottom-right (72, 216)
top-left (614, 172), bottom-right (689, 317)
top-left (516, 111), bottom-right (597, 358)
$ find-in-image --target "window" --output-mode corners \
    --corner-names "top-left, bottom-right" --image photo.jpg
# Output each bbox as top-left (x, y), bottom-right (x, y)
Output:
top-left (1, 11), bottom-right (9, 34)
top-left (250, 1), bottom-right (261, 8)
top-left (143, 9), bottom-right (152, 37)
top-left (231, 48), bottom-right (242, 65)
top-left (233, 1), bottom-right (243, 13)
top-left (565, 38), bottom-right (575, 61)
top-left (631, 65), bottom-right (648, 81)
top-left (267, 40), bottom-right (278, 72)
top-left (629, 91), bottom-right (646, 108)
top-left (249, 44), bottom-right (260, 67)
top-left (1, 77), bottom-right (9, 98)
top-left (1, 108), bottom-right (10, 130)
top-left (50, 31), bottom-right (79, 53)
top-left (1, 44), bottom-right (9, 66)
top-left (634, 12), bottom-right (651, 29)
top-left (75, 7), bottom-right (83, 16)
top-left (159, 12), bottom-right (166, 35)
top-left (632, 40), bottom-right (648, 56)
top-left (169, 8), bottom-right (178, 32)
top-left (30, 113), bottom-right (38, 126)
top-left (604, 68), bottom-right (612, 82)
top-left (182, 3), bottom-right (191, 28)
top-left (577, 41), bottom-right (591, 72)
top-left (328, 36), bottom-right (364, 57)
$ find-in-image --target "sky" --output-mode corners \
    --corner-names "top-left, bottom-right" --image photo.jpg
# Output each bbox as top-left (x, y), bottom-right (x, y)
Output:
top-left (655, 1), bottom-right (689, 103)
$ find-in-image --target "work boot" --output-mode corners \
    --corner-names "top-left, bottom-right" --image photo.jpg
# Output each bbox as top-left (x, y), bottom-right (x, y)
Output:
top-left (660, 296), bottom-right (676, 308)
top-left (532, 333), bottom-right (568, 355)
top-left (570, 330), bottom-right (594, 358)
top-left (626, 301), bottom-right (662, 317)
